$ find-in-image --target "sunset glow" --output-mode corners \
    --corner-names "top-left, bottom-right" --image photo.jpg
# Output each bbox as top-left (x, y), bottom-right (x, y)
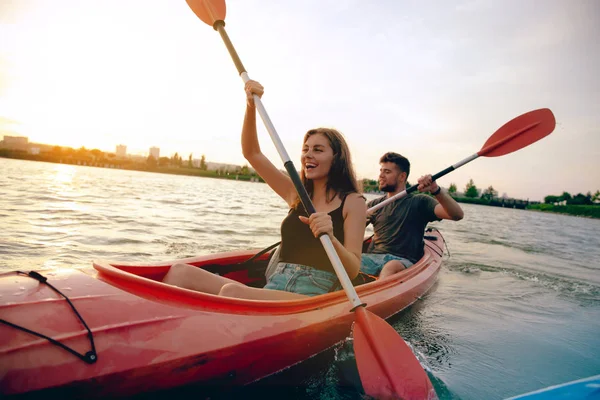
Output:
top-left (1, 0), bottom-right (598, 200)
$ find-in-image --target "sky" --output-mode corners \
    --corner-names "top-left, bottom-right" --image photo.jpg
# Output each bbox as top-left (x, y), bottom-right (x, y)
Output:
top-left (0, 0), bottom-right (598, 201)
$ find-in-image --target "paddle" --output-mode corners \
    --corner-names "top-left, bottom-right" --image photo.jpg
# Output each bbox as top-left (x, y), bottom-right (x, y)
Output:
top-left (368, 108), bottom-right (556, 214)
top-left (185, 1), bottom-right (436, 398)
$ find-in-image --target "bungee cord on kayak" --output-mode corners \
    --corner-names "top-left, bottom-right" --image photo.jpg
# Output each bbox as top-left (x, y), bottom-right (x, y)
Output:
top-left (0, 271), bottom-right (98, 365)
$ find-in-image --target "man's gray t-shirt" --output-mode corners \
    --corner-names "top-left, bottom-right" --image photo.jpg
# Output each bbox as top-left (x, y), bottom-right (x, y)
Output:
top-left (367, 193), bottom-right (440, 263)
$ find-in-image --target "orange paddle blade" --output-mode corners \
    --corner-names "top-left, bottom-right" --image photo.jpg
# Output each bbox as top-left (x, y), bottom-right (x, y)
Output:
top-left (479, 108), bottom-right (555, 157)
top-left (186, 0), bottom-right (226, 26)
top-left (353, 307), bottom-right (437, 400)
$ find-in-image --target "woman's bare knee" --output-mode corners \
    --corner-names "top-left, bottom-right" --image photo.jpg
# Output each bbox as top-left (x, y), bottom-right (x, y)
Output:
top-left (219, 283), bottom-right (247, 298)
top-left (163, 263), bottom-right (193, 286)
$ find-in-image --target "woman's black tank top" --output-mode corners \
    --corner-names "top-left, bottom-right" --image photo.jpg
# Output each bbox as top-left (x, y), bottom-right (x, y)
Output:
top-left (279, 195), bottom-right (348, 274)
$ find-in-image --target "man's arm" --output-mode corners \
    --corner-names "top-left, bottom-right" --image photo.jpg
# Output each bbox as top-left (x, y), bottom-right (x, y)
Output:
top-left (417, 175), bottom-right (464, 221)
top-left (432, 188), bottom-right (464, 221)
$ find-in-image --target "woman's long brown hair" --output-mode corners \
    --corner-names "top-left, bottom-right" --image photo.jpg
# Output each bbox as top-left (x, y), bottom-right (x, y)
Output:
top-left (292, 128), bottom-right (361, 210)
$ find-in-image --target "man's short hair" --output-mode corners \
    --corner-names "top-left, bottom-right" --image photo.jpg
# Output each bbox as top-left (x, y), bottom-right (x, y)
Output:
top-left (380, 152), bottom-right (410, 177)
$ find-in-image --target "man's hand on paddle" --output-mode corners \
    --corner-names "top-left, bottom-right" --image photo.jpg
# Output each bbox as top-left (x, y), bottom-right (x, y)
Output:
top-left (417, 174), bottom-right (440, 194)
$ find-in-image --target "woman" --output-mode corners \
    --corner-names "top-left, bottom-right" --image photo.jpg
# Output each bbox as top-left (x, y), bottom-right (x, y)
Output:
top-left (163, 80), bottom-right (366, 300)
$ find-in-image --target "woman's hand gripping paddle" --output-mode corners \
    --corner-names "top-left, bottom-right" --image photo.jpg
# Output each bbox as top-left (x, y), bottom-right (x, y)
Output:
top-left (185, 0), bottom-right (437, 398)
top-left (368, 108), bottom-right (556, 214)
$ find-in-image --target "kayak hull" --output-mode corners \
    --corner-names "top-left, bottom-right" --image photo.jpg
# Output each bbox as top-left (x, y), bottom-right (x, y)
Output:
top-left (0, 231), bottom-right (444, 397)
top-left (505, 375), bottom-right (600, 399)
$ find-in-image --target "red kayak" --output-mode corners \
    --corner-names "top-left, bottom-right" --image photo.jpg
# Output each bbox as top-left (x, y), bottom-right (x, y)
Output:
top-left (0, 230), bottom-right (444, 398)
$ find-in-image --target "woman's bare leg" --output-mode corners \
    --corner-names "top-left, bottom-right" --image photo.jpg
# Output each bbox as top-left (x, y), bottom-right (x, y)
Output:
top-left (378, 260), bottom-right (408, 279)
top-left (219, 283), bottom-right (308, 300)
top-left (162, 263), bottom-right (240, 294)
top-left (164, 263), bottom-right (311, 300)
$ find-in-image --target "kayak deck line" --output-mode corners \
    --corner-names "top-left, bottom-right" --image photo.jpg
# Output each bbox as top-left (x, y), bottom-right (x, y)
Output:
top-left (0, 314), bottom-right (186, 355)
top-left (0, 292), bottom-right (119, 310)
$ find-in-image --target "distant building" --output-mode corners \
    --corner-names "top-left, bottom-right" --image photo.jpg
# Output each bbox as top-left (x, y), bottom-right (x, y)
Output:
top-left (1, 135), bottom-right (28, 150)
top-left (149, 146), bottom-right (160, 159)
top-left (29, 147), bottom-right (40, 155)
top-left (116, 144), bottom-right (127, 158)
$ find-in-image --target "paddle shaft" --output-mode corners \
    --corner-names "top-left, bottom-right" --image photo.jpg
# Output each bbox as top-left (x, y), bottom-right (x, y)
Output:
top-left (213, 21), bottom-right (363, 308)
top-left (367, 152), bottom-right (478, 214)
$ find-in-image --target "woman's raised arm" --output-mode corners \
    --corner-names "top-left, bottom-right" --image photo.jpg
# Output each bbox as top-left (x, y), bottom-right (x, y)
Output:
top-left (241, 80), bottom-right (296, 206)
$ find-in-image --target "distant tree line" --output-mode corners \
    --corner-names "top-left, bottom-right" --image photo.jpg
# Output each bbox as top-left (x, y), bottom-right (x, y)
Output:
top-left (146, 152), bottom-right (208, 170)
top-left (348, 175), bottom-right (599, 208)
top-left (446, 179), bottom-right (497, 200)
top-left (0, 146), bottom-right (262, 182)
top-left (359, 174), bottom-right (599, 217)
top-left (543, 191), bottom-right (599, 206)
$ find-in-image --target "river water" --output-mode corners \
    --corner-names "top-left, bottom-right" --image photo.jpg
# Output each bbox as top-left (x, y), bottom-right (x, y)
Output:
top-left (1, 157), bottom-right (599, 399)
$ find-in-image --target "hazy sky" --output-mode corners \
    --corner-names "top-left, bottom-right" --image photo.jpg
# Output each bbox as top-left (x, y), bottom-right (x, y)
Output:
top-left (1, 0), bottom-right (598, 201)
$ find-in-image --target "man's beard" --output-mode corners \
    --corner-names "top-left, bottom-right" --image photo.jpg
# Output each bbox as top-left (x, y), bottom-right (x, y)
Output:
top-left (379, 183), bottom-right (397, 192)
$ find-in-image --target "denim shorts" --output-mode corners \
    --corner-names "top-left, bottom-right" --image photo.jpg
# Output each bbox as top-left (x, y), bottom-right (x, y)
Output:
top-left (264, 262), bottom-right (340, 297)
top-left (360, 253), bottom-right (414, 276)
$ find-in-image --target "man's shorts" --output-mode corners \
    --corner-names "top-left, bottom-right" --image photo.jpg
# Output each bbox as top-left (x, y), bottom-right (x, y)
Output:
top-left (360, 253), bottom-right (415, 276)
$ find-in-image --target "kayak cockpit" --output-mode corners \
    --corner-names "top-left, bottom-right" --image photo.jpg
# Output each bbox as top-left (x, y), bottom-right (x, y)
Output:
top-left (92, 230), bottom-right (444, 315)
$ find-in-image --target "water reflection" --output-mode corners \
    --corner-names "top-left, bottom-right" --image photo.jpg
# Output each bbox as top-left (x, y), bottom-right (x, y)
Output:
top-left (52, 163), bottom-right (76, 184)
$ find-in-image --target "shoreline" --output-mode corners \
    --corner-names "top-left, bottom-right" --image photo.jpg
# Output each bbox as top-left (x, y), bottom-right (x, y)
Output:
top-left (525, 203), bottom-right (600, 219)
top-left (0, 153), bottom-right (265, 183)
top-left (451, 197), bottom-right (600, 219)
top-left (3, 155), bottom-right (598, 219)
top-left (525, 208), bottom-right (599, 220)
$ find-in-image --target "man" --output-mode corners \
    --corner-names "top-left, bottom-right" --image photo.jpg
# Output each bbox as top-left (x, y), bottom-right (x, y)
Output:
top-left (362, 152), bottom-right (464, 278)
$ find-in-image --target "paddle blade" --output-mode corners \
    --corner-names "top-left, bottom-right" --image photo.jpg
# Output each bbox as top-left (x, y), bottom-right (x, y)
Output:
top-left (353, 307), bottom-right (437, 400)
top-left (186, 0), bottom-right (226, 26)
top-left (479, 108), bottom-right (555, 157)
